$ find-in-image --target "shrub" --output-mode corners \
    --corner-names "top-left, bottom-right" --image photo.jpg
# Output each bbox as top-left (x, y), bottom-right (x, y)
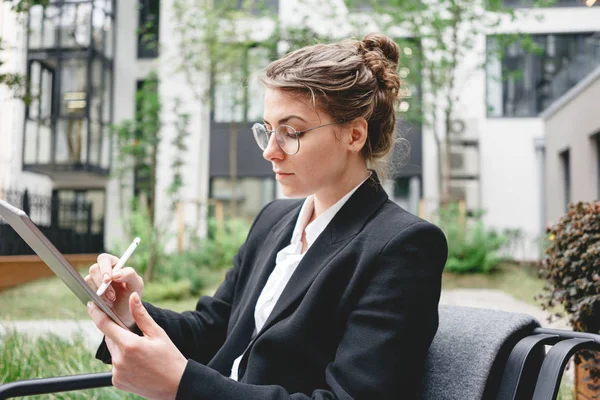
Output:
top-left (538, 201), bottom-right (600, 387)
top-left (143, 279), bottom-right (194, 302)
top-left (438, 203), bottom-right (510, 274)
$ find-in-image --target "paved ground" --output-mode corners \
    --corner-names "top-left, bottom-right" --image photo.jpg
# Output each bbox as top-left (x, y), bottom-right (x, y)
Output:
top-left (440, 288), bottom-right (571, 330)
top-left (0, 288), bottom-right (571, 349)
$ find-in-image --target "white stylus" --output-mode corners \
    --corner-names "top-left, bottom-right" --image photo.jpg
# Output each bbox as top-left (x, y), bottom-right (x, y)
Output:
top-left (96, 237), bottom-right (141, 296)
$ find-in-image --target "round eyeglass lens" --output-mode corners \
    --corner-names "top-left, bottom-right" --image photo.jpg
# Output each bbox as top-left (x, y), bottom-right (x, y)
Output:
top-left (252, 124), bottom-right (269, 150)
top-left (276, 125), bottom-right (299, 155)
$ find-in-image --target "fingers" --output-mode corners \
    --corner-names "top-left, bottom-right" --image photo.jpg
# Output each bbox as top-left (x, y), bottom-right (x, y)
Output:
top-left (112, 267), bottom-right (144, 293)
top-left (97, 253), bottom-right (120, 284)
top-left (129, 292), bottom-right (162, 338)
top-left (85, 262), bottom-right (116, 302)
top-left (87, 301), bottom-right (128, 340)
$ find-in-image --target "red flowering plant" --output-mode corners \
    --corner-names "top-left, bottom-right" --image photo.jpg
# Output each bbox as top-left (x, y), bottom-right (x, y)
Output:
top-left (537, 201), bottom-right (600, 391)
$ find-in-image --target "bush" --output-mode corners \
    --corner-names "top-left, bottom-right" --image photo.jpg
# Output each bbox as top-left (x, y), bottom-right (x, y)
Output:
top-left (143, 279), bottom-right (194, 302)
top-left (140, 217), bottom-right (250, 301)
top-left (537, 201), bottom-right (600, 386)
top-left (438, 203), bottom-right (510, 274)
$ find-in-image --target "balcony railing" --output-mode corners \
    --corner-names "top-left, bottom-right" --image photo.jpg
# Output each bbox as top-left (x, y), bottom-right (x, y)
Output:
top-left (0, 189), bottom-right (104, 255)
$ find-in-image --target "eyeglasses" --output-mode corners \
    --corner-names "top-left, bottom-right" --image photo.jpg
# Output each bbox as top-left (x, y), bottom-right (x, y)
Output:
top-left (252, 121), bottom-right (344, 155)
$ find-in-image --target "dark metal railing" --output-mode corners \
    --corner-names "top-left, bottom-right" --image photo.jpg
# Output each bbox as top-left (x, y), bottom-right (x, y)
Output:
top-left (0, 189), bottom-right (104, 255)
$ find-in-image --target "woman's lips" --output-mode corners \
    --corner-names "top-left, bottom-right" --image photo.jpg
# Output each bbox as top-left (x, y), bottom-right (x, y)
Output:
top-left (275, 172), bottom-right (293, 179)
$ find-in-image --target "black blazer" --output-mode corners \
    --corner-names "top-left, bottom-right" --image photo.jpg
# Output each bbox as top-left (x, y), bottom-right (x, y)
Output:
top-left (97, 176), bottom-right (448, 400)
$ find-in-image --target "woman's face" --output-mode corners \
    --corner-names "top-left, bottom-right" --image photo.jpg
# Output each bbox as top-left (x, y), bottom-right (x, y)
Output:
top-left (262, 88), bottom-right (352, 199)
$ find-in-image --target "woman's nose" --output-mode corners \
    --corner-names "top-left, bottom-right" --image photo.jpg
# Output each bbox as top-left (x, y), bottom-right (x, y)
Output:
top-left (263, 133), bottom-right (285, 161)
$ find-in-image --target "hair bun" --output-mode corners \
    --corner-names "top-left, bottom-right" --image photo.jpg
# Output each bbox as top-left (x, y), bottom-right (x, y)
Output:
top-left (361, 33), bottom-right (400, 65)
top-left (358, 33), bottom-right (401, 96)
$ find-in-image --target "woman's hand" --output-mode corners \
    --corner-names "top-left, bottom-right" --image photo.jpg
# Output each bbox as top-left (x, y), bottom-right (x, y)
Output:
top-left (84, 253), bottom-right (144, 329)
top-left (87, 292), bottom-right (187, 400)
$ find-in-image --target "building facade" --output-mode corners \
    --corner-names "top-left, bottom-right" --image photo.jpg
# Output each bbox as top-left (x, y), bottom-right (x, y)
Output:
top-left (1, 0), bottom-right (599, 260)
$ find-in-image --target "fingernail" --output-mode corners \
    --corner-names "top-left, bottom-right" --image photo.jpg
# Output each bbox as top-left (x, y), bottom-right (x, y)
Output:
top-left (112, 272), bottom-right (121, 280)
top-left (134, 293), bottom-right (141, 305)
top-left (103, 273), bottom-right (110, 282)
top-left (87, 301), bottom-right (93, 309)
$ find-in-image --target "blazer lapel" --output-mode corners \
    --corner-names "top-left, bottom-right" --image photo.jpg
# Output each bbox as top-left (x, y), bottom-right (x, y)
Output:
top-left (208, 201), bottom-right (301, 375)
top-left (257, 175), bottom-right (389, 337)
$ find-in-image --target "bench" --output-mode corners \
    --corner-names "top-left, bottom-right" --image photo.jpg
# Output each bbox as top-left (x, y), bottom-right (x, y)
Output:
top-left (1, 305), bottom-right (599, 399)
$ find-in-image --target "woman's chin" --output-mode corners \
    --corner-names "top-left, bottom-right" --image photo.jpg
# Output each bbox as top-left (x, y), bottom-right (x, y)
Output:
top-left (279, 184), bottom-right (308, 199)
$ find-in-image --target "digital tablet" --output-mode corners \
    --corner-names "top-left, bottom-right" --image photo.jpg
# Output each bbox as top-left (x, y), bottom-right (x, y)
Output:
top-left (0, 199), bottom-right (131, 331)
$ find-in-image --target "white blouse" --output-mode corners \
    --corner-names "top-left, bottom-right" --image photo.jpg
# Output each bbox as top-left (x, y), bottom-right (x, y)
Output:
top-left (229, 176), bottom-right (369, 381)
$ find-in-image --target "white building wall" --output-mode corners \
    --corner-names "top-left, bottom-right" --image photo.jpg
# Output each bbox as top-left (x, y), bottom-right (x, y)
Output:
top-left (423, 5), bottom-right (600, 261)
top-left (103, 0), bottom-right (139, 250)
top-left (152, 0), bottom-right (211, 250)
top-left (0, 3), bottom-right (52, 196)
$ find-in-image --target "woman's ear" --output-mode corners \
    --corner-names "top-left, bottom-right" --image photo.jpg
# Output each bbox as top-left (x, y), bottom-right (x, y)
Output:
top-left (348, 118), bottom-right (368, 153)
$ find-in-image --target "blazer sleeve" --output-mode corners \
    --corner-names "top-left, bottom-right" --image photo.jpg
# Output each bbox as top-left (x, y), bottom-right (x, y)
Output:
top-left (174, 221), bottom-right (448, 400)
top-left (96, 201), bottom-right (275, 365)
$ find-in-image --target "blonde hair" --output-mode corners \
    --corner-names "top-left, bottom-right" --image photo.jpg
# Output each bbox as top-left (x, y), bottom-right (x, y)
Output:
top-left (261, 33), bottom-right (408, 181)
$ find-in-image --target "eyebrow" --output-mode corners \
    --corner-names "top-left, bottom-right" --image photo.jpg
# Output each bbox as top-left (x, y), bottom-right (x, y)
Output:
top-left (263, 115), bottom-right (308, 126)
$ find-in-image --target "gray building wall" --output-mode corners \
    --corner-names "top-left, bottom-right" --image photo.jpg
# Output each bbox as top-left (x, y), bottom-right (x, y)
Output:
top-left (542, 67), bottom-right (600, 225)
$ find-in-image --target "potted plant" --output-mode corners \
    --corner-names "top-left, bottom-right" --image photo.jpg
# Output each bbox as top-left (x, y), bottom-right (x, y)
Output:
top-left (538, 201), bottom-right (600, 399)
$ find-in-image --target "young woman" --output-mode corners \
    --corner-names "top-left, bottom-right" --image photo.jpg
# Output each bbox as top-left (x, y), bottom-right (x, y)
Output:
top-left (85, 33), bottom-right (448, 400)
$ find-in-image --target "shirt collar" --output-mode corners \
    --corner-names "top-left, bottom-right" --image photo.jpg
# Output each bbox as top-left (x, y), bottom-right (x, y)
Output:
top-left (290, 173), bottom-right (372, 251)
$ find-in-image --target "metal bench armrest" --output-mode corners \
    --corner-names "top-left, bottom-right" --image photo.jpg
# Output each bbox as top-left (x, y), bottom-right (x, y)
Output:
top-left (0, 372), bottom-right (112, 400)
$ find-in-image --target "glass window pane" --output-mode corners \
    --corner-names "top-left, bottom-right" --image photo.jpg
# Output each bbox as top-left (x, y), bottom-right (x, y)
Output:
top-left (59, 3), bottom-right (92, 48)
top-left (28, 62), bottom-right (41, 119)
top-left (38, 124), bottom-right (52, 164)
top-left (91, 60), bottom-right (103, 122)
top-left (42, 6), bottom-right (59, 48)
top-left (56, 118), bottom-right (88, 164)
top-left (486, 38), bottom-right (503, 117)
top-left (247, 47), bottom-right (270, 122)
top-left (60, 59), bottom-right (87, 117)
top-left (103, 69), bottom-right (112, 123)
top-left (24, 120), bottom-right (39, 164)
top-left (210, 177), bottom-right (275, 221)
top-left (214, 54), bottom-right (245, 123)
top-left (28, 6), bottom-right (44, 49)
top-left (40, 67), bottom-right (53, 121)
top-left (89, 121), bottom-right (101, 165)
top-left (92, 6), bottom-right (105, 52)
top-left (138, 0), bottom-right (160, 58)
top-left (104, 14), bottom-right (114, 59)
top-left (101, 125), bottom-right (111, 169)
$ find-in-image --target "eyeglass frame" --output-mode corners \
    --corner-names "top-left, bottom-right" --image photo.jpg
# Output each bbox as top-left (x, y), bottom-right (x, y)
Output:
top-left (252, 120), bottom-right (346, 155)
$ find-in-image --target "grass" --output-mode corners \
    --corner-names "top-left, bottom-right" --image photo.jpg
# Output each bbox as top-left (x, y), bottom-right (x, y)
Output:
top-left (0, 268), bottom-right (227, 320)
top-left (442, 261), bottom-right (546, 307)
top-left (1, 261), bottom-right (546, 319)
top-left (0, 330), bottom-right (143, 398)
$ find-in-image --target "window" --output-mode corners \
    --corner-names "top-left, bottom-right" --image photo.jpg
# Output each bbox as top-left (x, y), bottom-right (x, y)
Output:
top-left (560, 149), bottom-right (571, 212)
top-left (210, 177), bottom-right (275, 221)
top-left (213, 46), bottom-right (273, 123)
top-left (132, 80), bottom-right (158, 205)
top-left (487, 32), bottom-right (600, 117)
top-left (138, 0), bottom-right (160, 58)
top-left (24, 60), bottom-right (54, 165)
top-left (24, 2), bottom-right (114, 173)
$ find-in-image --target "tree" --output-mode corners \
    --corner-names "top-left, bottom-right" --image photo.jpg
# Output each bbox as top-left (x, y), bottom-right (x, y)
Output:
top-left (344, 0), bottom-right (548, 206)
top-left (0, 0), bottom-right (47, 102)
top-left (171, 0), bottom-right (281, 220)
top-left (111, 72), bottom-right (190, 282)
top-left (171, 0), bottom-right (547, 212)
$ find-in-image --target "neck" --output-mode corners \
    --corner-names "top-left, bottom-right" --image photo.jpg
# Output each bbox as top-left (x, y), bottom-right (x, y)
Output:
top-left (312, 166), bottom-right (370, 219)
